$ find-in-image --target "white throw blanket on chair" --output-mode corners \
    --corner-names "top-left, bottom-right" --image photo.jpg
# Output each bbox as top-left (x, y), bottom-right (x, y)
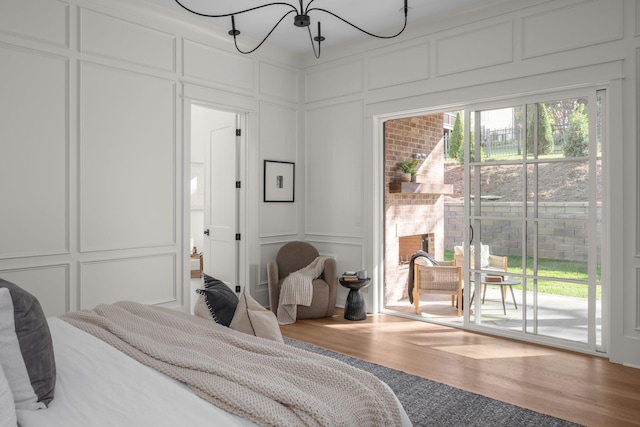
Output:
top-left (277, 256), bottom-right (329, 325)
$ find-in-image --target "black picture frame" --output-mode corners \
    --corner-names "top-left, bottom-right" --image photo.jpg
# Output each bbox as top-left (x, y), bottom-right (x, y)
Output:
top-left (264, 160), bottom-right (295, 202)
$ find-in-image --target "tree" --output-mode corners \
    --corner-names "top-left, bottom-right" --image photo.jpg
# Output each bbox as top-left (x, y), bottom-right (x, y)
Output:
top-left (563, 104), bottom-right (589, 157)
top-left (448, 112), bottom-right (463, 159)
top-left (456, 130), bottom-right (484, 164)
top-left (526, 103), bottom-right (554, 155)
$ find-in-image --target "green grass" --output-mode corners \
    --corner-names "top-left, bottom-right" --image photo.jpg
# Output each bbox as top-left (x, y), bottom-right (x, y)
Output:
top-left (444, 250), bottom-right (601, 300)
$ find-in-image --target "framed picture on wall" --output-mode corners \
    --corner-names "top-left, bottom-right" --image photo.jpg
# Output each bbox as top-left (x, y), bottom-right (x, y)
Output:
top-left (264, 160), bottom-right (295, 202)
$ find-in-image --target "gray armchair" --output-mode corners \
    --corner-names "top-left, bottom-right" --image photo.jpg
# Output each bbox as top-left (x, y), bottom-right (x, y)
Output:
top-left (267, 241), bottom-right (337, 319)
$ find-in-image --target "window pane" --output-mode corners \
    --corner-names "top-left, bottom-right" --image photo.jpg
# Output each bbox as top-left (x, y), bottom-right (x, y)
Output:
top-left (476, 107), bottom-right (525, 162)
top-left (526, 161), bottom-right (590, 206)
top-left (526, 98), bottom-right (589, 160)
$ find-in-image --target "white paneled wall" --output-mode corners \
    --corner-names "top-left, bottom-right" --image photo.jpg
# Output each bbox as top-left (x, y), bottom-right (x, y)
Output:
top-left (434, 21), bottom-right (513, 76)
top-left (80, 254), bottom-right (176, 308)
top-left (79, 63), bottom-right (176, 251)
top-left (0, 0), bottom-right (300, 315)
top-left (79, 8), bottom-right (176, 72)
top-left (0, 0), bottom-right (69, 47)
top-left (0, 45), bottom-right (68, 259)
top-left (521, 0), bottom-right (623, 58)
top-left (259, 102), bottom-right (299, 238)
top-left (305, 100), bottom-right (364, 238)
top-left (182, 39), bottom-right (254, 93)
top-left (0, 266), bottom-right (69, 317)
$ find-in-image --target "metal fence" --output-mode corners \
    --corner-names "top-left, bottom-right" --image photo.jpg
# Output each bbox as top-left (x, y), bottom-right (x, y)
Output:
top-left (445, 124), bottom-right (568, 160)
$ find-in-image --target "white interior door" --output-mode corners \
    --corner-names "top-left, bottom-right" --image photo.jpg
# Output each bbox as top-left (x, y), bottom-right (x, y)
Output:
top-left (203, 115), bottom-right (238, 286)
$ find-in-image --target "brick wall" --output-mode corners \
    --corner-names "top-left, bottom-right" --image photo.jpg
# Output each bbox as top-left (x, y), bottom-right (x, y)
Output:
top-left (384, 114), bottom-right (446, 304)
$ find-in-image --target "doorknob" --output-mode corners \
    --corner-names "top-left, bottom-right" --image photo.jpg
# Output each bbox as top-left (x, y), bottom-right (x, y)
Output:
top-left (204, 229), bottom-right (210, 236)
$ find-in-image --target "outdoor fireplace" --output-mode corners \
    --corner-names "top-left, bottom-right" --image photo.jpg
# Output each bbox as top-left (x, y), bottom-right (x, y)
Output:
top-left (384, 113), bottom-right (451, 306)
top-left (398, 234), bottom-right (433, 264)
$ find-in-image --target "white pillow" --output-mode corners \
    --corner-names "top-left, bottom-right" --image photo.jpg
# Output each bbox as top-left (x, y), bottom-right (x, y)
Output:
top-left (230, 290), bottom-right (283, 343)
top-left (465, 243), bottom-right (491, 268)
top-left (414, 257), bottom-right (434, 267)
top-left (480, 244), bottom-right (491, 268)
top-left (0, 354), bottom-right (18, 427)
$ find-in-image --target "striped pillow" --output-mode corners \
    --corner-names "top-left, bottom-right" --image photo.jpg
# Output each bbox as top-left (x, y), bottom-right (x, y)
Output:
top-left (0, 279), bottom-right (56, 410)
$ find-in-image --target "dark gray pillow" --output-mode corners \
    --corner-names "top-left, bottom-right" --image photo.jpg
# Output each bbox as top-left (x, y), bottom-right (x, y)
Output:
top-left (0, 278), bottom-right (56, 409)
top-left (195, 275), bottom-right (238, 327)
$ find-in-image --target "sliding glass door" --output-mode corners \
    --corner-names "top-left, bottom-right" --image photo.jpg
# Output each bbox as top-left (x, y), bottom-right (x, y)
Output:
top-left (463, 90), bottom-right (604, 352)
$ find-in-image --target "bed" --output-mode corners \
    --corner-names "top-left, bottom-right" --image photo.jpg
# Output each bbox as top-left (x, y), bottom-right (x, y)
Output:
top-left (0, 278), bottom-right (411, 427)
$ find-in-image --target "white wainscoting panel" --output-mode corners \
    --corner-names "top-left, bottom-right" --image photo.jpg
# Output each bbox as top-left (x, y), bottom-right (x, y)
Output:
top-left (0, 46), bottom-right (68, 258)
top-left (79, 8), bottom-right (176, 72)
top-left (259, 62), bottom-right (299, 103)
top-left (259, 241), bottom-right (288, 285)
top-left (307, 240), bottom-right (365, 308)
top-left (0, 0), bottom-right (68, 47)
top-left (81, 254), bottom-right (176, 308)
top-left (305, 60), bottom-right (363, 103)
top-left (436, 21), bottom-right (513, 76)
top-left (522, 0), bottom-right (623, 59)
top-left (367, 43), bottom-right (429, 90)
top-left (79, 62), bottom-right (176, 251)
top-left (305, 101), bottom-right (363, 237)
top-left (259, 102), bottom-right (298, 237)
top-left (183, 39), bottom-right (254, 93)
top-left (0, 265), bottom-right (69, 317)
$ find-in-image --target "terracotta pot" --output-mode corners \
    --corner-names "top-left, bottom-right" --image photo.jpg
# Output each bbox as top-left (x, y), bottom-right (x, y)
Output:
top-left (400, 173), bottom-right (411, 182)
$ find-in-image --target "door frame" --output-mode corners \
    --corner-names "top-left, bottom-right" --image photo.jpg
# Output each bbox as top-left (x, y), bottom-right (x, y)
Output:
top-left (183, 99), bottom-right (248, 311)
top-left (373, 85), bottom-right (612, 358)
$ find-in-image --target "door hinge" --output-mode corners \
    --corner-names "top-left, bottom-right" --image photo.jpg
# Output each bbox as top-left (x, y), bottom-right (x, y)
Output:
top-left (236, 129), bottom-right (241, 136)
top-left (235, 181), bottom-right (241, 189)
top-left (235, 233), bottom-right (241, 241)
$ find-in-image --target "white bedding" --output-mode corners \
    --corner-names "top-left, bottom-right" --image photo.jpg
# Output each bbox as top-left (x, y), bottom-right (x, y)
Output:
top-left (17, 318), bottom-right (256, 427)
top-left (17, 318), bottom-right (411, 427)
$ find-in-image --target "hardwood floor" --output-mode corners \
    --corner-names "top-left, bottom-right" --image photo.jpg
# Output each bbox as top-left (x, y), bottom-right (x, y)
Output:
top-left (280, 309), bottom-right (640, 427)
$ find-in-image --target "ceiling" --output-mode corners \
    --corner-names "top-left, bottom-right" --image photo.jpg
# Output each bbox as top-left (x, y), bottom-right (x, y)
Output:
top-left (146, 0), bottom-right (491, 55)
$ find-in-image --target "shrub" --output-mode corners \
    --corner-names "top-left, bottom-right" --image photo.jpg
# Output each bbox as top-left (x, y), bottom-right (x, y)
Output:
top-left (456, 131), bottom-right (484, 164)
top-left (526, 103), bottom-right (554, 155)
top-left (448, 112), bottom-right (463, 160)
top-left (563, 104), bottom-right (589, 157)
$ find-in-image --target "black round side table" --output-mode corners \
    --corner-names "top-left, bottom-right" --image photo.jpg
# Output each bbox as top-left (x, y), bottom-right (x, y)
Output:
top-left (339, 278), bottom-right (371, 321)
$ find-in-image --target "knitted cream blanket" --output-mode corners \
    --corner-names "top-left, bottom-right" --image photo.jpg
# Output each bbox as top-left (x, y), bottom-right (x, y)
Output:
top-left (60, 301), bottom-right (401, 427)
top-left (277, 256), bottom-right (329, 325)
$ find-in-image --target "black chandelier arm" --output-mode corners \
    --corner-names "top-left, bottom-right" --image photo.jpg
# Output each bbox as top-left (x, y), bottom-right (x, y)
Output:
top-left (306, 6), bottom-right (408, 39)
top-left (303, 0), bottom-right (317, 14)
top-left (231, 10), bottom-right (295, 55)
top-left (173, 0), bottom-right (299, 18)
top-left (307, 25), bottom-right (321, 59)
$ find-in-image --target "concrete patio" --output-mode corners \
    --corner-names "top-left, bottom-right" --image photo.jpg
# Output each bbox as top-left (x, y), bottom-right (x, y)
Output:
top-left (385, 288), bottom-right (601, 345)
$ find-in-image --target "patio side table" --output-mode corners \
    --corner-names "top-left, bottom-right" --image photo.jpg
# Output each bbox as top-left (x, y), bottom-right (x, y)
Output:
top-left (470, 276), bottom-right (519, 315)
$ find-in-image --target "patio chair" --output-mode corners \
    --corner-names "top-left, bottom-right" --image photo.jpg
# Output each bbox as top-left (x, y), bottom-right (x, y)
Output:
top-left (454, 243), bottom-right (508, 301)
top-left (454, 244), bottom-right (508, 274)
top-left (413, 257), bottom-right (462, 316)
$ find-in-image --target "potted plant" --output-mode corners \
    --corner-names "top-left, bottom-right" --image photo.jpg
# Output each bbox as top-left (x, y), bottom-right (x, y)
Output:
top-left (396, 159), bottom-right (419, 182)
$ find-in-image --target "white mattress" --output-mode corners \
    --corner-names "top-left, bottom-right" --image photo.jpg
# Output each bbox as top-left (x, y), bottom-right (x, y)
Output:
top-left (17, 318), bottom-right (256, 427)
top-left (17, 318), bottom-right (412, 427)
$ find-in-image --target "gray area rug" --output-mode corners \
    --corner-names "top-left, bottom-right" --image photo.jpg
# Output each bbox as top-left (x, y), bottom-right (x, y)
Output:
top-left (285, 338), bottom-right (583, 427)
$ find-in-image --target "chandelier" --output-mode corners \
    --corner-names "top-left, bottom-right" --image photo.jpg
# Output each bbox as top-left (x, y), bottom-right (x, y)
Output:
top-left (174, 1), bottom-right (409, 58)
